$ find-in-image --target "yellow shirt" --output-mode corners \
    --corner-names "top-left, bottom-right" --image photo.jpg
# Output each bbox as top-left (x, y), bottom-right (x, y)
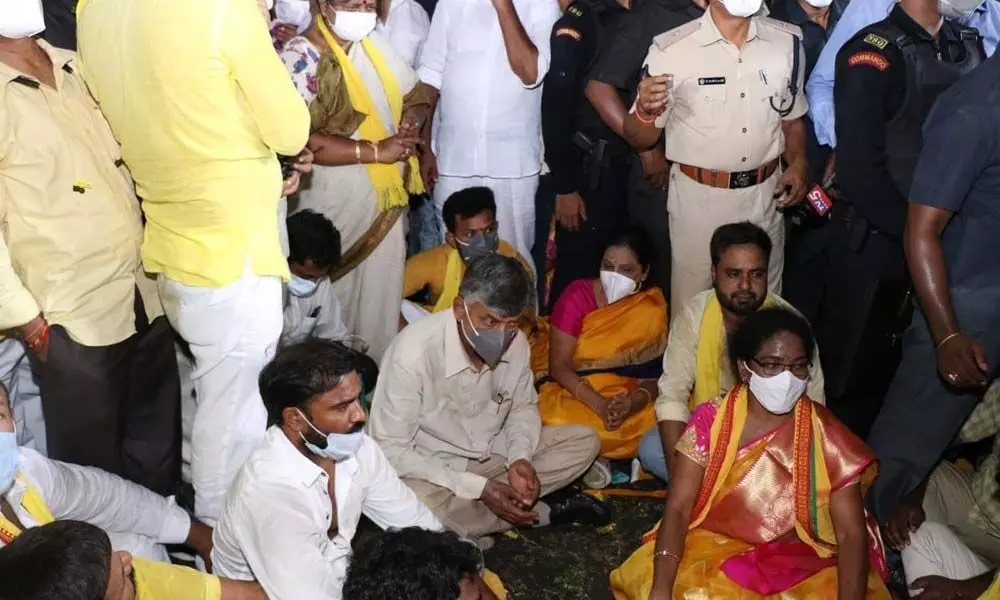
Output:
top-left (0, 42), bottom-right (157, 346)
top-left (402, 241), bottom-right (531, 309)
top-left (133, 558), bottom-right (221, 600)
top-left (76, 0), bottom-right (310, 287)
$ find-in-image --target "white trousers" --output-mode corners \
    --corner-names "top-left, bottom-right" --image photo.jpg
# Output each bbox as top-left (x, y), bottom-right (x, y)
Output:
top-left (902, 462), bottom-right (1000, 595)
top-left (433, 175), bottom-right (538, 278)
top-left (158, 265), bottom-right (283, 524)
top-left (0, 338), bottom-right (45, 455)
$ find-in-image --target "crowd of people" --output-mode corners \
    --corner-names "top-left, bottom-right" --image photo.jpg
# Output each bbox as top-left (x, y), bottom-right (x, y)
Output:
top-left (0, 0), bottom-right (999, 598)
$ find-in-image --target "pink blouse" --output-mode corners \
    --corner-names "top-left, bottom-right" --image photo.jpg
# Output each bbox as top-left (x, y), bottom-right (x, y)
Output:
top-left (550, 279), bottom-right (598, 338)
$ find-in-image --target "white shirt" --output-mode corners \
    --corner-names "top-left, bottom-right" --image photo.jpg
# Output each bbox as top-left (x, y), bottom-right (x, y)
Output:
top-left (380, 0), bottom-right (431, 68)
top-left (281, 279), bottom-right (350, 347)
top-left (3, 448), bottom-right (190, 560)
top-left (417, 0), bottom-right (561, 178)
top-left (212, 426), bottom-right (441, 600)
top-left (368, 309), bottom-right (541, 500)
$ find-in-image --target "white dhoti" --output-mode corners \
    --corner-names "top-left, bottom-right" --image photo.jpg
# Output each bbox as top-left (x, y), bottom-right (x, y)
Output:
top-left (902, 461), bottom-right (1000, 594)
top-left (666, 165), bottom-right (784, 319)
top-left (0, 338), bottom-right (45, 454)
top-left (433, 174), bottom-right (538, 279)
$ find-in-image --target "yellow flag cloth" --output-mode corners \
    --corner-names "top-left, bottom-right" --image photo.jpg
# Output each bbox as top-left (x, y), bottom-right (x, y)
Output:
top-left (133, 558), bottom-right (222, 600)
top-left (432, 248), bottom-right (465, 313)
top-left (317, 17), bottom-right (423, 211)
top-left (0, 475), bottom-right (55, 543)
top-left (691, 292), bottom-right (777, 410)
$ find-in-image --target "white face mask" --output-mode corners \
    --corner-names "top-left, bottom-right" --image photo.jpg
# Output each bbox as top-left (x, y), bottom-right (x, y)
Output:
top-left (276, 0), bottom-right (313, 32)
top-left (0, 0), bottom-right (45, 39)
top-left (803, 0), bottom-right (833, 8)
top-left (720, 0), bottom-right (764, 18)
top-left (600, 270), bottom-right (637, 305)
top-left (744, 364), bottom-right (807, 415)
top-left (938, 0), bottom-right (983, 19)
top-left (330, 10), bottom-right (377, 42)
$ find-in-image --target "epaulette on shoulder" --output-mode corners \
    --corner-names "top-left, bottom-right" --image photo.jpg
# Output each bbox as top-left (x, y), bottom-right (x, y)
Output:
top-left (652, 19), bottom-right (700, 50)
top-left (758, 16), bottom-right (802, 39)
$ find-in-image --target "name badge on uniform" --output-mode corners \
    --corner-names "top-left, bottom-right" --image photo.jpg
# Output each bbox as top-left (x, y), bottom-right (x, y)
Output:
top-left (494, 392), bottom-right (511, 414)
top-left (698, 77), bottom-right (726, 86)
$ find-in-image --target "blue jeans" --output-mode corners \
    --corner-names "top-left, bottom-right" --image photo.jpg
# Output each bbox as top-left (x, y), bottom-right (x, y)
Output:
top-left (638, 426), bottom-right (670, 482)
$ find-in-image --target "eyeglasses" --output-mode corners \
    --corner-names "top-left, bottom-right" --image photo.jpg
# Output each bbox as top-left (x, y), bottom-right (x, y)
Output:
top-left (751, 358), bottom-right (810, 379)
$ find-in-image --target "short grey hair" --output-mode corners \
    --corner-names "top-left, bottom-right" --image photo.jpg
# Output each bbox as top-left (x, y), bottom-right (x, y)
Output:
top-left (459, 254), bottom-right (532, 318)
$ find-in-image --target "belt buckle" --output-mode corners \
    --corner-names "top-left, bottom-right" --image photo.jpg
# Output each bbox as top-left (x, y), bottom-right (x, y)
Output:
top-left (729, 170), bottom-right (757, 190)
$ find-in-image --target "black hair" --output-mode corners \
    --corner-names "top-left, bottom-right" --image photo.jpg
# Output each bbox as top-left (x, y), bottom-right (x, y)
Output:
top-left (259, 339), bottom-right (358, 427)
top-left (728, 307), bottom-right (816, 369)
top-left (603, 227), bottom-right (654, 270)
top-left (287, 210), bottom-right (342, 270)
top-left (0, 520), bottom-right (112, 600)
top-left (709, 221), bottom-right (773, 267)
top-left (442, 187), bottom-right (496, 234)
top-left (458, 254), bottom-right (532, 318)
top-left (342, 528), bottom-right (482, 600)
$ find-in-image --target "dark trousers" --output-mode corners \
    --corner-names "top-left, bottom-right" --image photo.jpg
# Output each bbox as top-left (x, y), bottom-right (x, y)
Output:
top-left (814, 213), bottom-right (909, 435)
top-left (35, 294), bottom-right (181, 496)
top-left (548, 155), bottom-right (632, 311)
top-left (627, 158), bottom-right (671, 300)
top-left (782, 218), bottom-right (832, 325)
top-left (866, 287), bottom-right (1000, 523)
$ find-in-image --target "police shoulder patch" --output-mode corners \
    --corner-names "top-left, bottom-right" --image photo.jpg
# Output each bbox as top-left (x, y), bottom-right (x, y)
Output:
top-left (848, 51), bottom-right (890, 71)
top-left (863, 33), bottom-right (889, 50)
top-left (555, 27), bottom-right (582, 41)
top-left (652, 20), bottom-right (700, 51)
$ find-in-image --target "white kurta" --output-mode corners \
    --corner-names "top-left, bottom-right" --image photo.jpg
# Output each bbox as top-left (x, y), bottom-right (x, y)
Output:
top-left (281, 32), bottom-right (418, 360)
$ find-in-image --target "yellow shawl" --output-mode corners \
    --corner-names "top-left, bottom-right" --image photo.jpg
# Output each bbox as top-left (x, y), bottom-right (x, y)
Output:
top-left (317, 17), bottom-right (423, 211)
top-left (691, 292), bottom-right (777, 410)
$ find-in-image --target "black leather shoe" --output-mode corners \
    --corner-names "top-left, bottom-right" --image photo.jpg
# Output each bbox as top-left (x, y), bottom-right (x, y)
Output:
top-left (545, 489), bottom-right (612, 527)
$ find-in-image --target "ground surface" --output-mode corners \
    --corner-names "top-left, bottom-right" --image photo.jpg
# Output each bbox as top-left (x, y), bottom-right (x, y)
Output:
top-left (484, 495), bottom-right (663, 600)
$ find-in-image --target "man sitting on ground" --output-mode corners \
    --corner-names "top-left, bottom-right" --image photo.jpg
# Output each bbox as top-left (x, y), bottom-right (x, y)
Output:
top-left (636, 222), bottom-right (826, 482)
top-left (401, 187), bottom-right (533, 324)
top-left (0, 520), bottom-right (264, 600)
top-left (884, 381), bottom-right (1000, 599)
top-left (0, 383), bottom-right (212, 565)
top-left (344, 528), bottom-right (506, 600)
top-left (370, 254), bottom-right (608, 550)
top-left (212, 339), bottom-right (441, 600)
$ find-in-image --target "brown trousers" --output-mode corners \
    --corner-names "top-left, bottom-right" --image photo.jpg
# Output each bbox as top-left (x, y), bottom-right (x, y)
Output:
top-left (34, 294), bottom-right (181, 496)
top-left (404, 425), bottom-right (600, 538)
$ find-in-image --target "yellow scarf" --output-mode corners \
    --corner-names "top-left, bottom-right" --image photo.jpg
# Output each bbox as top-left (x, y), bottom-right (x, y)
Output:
top-left (0, 475), bottom-right (55, 543)
top-left (317, 17), bottom-right (424, 211)
top-left (691, 292), bottom-right (777, 410)
top-left (433, 248), bottom-right (466, 313)
top-left (689, 386), bottom-right (838, 558)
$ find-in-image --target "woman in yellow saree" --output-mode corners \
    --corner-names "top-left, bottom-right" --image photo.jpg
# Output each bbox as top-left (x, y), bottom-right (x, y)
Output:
top-left (611, 308), bottom-right (890, 600)
top-left (530, 229), bottom-right (666, 468)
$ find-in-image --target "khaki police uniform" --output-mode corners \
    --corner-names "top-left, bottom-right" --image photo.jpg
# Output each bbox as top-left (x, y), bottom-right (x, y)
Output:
top-left (638, 9), bottom-right (807, 316)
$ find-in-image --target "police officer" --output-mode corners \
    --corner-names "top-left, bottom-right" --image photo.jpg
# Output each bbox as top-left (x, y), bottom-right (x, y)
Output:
top-left (626, 0), bottom-right (810, 317)
top-left (541, 0), bottom-right (631, 308)
top-left (584, 0), bottom-right (706, 298)
top-left (814, 0), bottom-right (984, 425)
top-left (770, 0), bottom-right (849, 324)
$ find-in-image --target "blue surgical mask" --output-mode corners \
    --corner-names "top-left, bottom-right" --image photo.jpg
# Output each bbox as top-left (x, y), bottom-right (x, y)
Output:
top-left (288, 274), bottom-right (320, 297)
top-left (295, 409), bottom-right (364, 461)
top-left (0, 432), bottom-right (19, 493)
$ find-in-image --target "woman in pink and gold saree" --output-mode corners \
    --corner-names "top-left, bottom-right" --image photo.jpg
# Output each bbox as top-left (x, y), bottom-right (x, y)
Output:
top-left (611, 308), bottom-right (891, 600)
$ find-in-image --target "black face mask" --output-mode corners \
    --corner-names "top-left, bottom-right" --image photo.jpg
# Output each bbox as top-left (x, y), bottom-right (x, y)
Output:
top-left (457, 232), bottom-right (500, 263)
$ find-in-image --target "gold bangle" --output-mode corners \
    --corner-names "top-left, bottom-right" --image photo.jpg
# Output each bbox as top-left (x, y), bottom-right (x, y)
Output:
top-left (574, 380), bottom-right (588, 400)
top-left (936, 332), bottom-right (960, 349)
top-left (354, 141), bottom-right (361, 163)
top-left (633, 388), bottom-right (653, 403)
top-left (369, 141), bottom-right (379, 164)
top-left (654, 549), bottom-right (680, 562)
